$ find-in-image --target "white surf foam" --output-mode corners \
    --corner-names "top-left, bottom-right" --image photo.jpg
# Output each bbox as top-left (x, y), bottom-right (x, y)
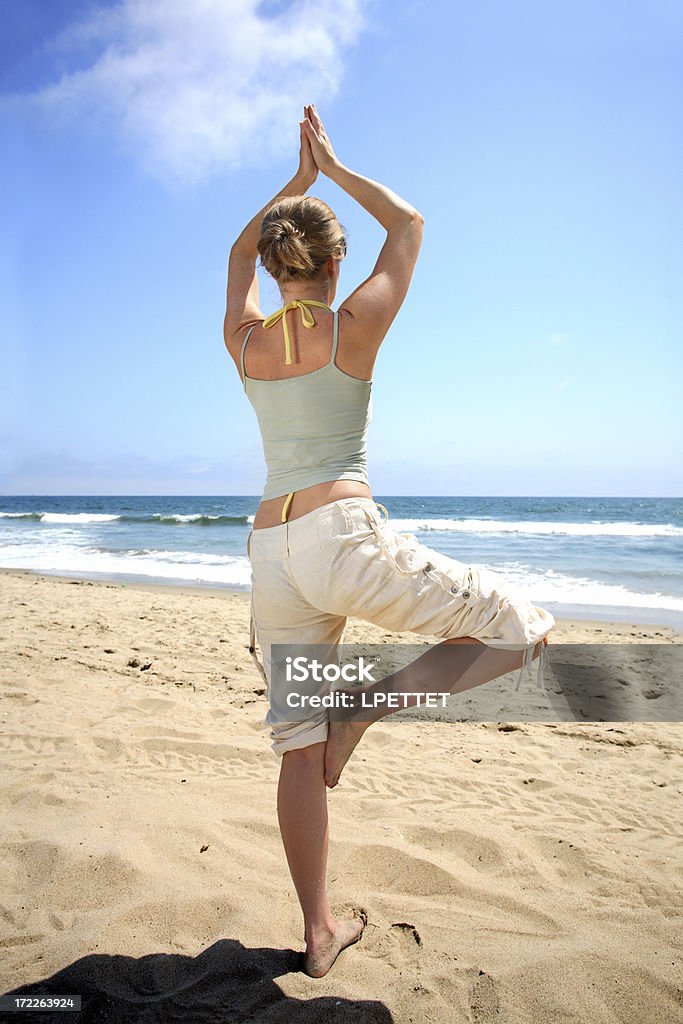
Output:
top-left (390, 518), bottom-right (683, 538)
top-left (0, 543), bottom-right (252, 587)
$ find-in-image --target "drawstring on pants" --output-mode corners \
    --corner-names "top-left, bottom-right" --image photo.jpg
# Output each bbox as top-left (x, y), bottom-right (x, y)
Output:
top-left (514, 638), bottom-right (549, 692)
top-left (246, 528), bottom-right (269, 688)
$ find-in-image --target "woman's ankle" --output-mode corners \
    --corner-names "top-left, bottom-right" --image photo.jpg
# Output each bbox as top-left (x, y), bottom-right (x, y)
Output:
top-left (305, 914), bottom-right (338, 945)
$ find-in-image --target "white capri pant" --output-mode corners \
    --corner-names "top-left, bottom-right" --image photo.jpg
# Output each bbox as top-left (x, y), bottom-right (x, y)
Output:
top-left (247, 497), bottom-right (555, 756)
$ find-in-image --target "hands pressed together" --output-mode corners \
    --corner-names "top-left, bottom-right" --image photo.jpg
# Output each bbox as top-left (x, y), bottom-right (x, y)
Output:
top-left (297, 104), bottom-right (339, 184)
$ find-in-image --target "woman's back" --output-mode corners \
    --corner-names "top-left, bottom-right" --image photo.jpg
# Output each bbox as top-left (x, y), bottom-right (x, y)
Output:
top-left (240, 303), bottom-right (370, 380)
top-left (240, 304), bottom-right (373, 501)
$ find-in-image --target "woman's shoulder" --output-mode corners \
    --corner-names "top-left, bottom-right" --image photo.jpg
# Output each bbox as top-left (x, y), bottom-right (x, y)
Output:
top-left (224, 317), bottom-right (263, 354)
top-left (223, 319), bottom-right (264, 385)
top-left (334, 305), bottom-right (379, 381)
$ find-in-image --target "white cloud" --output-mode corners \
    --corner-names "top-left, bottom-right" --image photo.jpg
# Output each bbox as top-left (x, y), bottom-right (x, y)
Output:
top-left (16, 0), bottom-right (365, 187)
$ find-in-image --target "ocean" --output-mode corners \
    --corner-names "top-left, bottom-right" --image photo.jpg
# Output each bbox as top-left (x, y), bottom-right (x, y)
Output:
top-left (1, 495), bottom-right (681, 627)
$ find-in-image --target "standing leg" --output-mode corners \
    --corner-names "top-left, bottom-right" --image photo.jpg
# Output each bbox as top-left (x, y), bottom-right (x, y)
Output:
top-left (276, 740), bottom-right (363, 976)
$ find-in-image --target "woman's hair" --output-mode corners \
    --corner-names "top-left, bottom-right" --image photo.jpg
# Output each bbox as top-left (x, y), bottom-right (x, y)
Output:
top-left (257, 196), bottom-right (347, 284)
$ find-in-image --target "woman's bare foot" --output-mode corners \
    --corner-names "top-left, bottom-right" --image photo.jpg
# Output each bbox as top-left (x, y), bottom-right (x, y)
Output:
top-left (324, 717), bottom-right (369, 788)
top-left (302, 916), bottom-right (365, 978)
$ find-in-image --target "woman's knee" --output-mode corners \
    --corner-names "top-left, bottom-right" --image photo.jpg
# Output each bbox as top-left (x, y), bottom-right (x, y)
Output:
top-left (270, 717), bottom-right (329, 758)
top-left (281, 739), bottom-right (327, 765)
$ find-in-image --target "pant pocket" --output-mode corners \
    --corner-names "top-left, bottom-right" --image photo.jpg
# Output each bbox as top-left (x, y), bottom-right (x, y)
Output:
top-left (362, 507), bottom-right (429, 576)
top-left (316, 502), bottom-right (353, 551)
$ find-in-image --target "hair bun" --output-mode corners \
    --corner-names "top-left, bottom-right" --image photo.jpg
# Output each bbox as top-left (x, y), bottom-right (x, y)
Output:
top-left (257, 197), bottom-right (347, 285)
top-left (274, 220), bottom-right (297, 244)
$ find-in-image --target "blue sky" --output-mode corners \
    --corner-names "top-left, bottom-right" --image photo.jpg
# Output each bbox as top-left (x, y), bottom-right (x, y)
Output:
top-left (1, 0), bottom-right (681, 497)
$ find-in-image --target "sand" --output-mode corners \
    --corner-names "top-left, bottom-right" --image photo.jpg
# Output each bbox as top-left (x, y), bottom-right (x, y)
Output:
top-left (1, 567), bottom-right (681, 1023)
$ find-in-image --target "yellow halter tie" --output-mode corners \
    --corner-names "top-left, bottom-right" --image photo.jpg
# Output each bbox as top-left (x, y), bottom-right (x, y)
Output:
top-left (262, 299), bottom-right (332, 366)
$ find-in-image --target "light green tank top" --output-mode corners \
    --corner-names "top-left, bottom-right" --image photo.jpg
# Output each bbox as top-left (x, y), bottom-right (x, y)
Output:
top-left (240, 301), bottom-right (372, 501)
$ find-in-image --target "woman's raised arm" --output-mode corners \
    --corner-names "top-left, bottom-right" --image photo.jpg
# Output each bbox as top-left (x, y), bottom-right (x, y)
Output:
top-left (223, 118), bottom-right (318, 351)
top-left (302, 105), bottom-right (423, 349)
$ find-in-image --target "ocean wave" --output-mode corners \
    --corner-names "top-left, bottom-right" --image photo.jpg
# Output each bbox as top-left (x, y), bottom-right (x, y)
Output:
top-left (391, 518), bottom-right (683, 538)
top-left (0, 511), bottom-right (255, 526)
top-left (150, 513), bottom-right (255, 525)
top-left (0, 511), bottom-right (122, 523)
top-left (43, 512), bottom-right (121, 524)
top-left (487, 563), bottom-right (683, 611)
top-left (0, 543), bottom-right (252, 587)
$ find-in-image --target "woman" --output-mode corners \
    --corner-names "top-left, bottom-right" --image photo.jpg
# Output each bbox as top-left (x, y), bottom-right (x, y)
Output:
top-left (224, 105), bottom-right (554, 978)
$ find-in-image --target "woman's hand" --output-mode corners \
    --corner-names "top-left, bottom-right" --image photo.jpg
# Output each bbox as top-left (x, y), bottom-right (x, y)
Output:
top-left (301, 103), bottom-right (340, 176)
top-left (296, 108), bottom-right (318, 187)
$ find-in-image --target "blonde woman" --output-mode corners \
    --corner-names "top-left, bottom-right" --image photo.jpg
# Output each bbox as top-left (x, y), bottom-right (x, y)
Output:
top-left (224, 105), bottom-right (554, 977)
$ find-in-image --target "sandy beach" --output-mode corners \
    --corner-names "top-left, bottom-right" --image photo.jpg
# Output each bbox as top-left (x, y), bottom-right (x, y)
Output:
top-left (1, 566), bottom-right (681, 1022)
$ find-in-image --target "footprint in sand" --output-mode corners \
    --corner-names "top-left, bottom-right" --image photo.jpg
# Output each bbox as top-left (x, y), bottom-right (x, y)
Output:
top-left (468, 969), bottom-right (501, 1023)
top-left (391, 921), bottom-right (422, 948)
top-left (362, 918), bottom-right (422, 965)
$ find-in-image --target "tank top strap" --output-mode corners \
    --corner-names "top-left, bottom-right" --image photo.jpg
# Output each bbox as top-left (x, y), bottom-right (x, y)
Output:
top-left (329, 310), bottom-right (340, 365)
top-left (240, 323), bottom-right (259, 389)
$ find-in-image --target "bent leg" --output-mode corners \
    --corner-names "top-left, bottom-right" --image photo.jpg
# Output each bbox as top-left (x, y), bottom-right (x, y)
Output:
top-left (302, 500), bottom-right (555, 787)
top-left (304, 499), bottom-right (555, 654)
top-left (324, 635), bottom-right (548, 787)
